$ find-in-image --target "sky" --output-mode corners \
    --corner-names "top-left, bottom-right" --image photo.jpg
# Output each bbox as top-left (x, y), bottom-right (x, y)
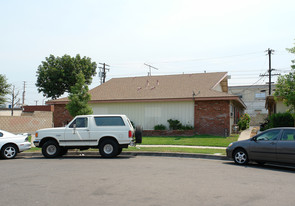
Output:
top-left (0, 0), bottom-right (294, 106)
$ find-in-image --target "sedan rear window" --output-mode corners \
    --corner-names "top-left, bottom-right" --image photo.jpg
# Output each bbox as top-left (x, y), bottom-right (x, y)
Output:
top-left (281, 129), bottom-right (295, 141)
top-left (94, 117), bottom-right (125, 126)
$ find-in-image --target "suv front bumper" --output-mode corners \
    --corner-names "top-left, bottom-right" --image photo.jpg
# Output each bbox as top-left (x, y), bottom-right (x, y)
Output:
top-left (33, 140), bottom-right (40, 147)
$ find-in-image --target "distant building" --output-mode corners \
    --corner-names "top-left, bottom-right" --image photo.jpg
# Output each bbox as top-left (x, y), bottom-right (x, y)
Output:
top-left (229, 84), bottom-right (276, 125)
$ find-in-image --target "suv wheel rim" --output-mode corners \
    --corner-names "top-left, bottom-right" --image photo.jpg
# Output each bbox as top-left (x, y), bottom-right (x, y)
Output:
top-left (104, 144), bottom-right (114, 154)
top-left (235, 151), bottom-right (246, 164)
top-left (47, 145), bottom-right (57, 155)
top-left (4, 146), bottom-right (16, 158)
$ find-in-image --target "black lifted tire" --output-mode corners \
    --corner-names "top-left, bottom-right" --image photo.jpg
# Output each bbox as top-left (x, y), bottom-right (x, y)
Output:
top-left (233, 148), bottom-right (249, 165)
top-left (135, 126), bottom-right (143, 144)
top-left (99, 139), bottom-right (119, 158)
top-left (60, 147), bottom-right (68, 156)
top-left (1, 144), bottom-right (18, 159)
top-left (117, 148), bottom-right (123, 156)
top-left (42, 140), bottom-right (61, 158)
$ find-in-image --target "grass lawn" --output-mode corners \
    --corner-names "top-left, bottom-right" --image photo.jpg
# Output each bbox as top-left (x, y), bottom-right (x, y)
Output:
top-left (141, 134), bottom-right (238, 147)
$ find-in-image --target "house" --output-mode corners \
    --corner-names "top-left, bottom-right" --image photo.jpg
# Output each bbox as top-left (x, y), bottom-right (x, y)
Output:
top-left (265, 96), bottom-right (290, 116)
top-left (229, 84), bottom-right (276, 125)
top-left (47, 72), bottom-right (246, 136)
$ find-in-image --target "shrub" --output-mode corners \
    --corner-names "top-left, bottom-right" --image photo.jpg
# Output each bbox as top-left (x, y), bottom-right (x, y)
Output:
top-left (238, 113), bottom-right (251, 130)
top-left (269, 112), bottom-right (294, 128)
top-left (167, 119), bottom-right (182, 130)
top-left (180, 125), bottom-right (194, 130)
top-left (260, 112), bottom-right (294, 131)
top-left (154, 124), bottom-right (166, 130)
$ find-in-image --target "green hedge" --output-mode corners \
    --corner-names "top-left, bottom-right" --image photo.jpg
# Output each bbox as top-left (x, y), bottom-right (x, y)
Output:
top-left (260, 112), bottom-right (294, 131)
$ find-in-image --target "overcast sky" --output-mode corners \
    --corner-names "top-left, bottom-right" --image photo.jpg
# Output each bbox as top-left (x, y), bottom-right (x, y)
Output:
top-left (0, 0), bottom-right (294, 105)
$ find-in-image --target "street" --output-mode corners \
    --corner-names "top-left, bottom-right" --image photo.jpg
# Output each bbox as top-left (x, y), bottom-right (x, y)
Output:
top-left (0, 155), bottom-right (294, 206)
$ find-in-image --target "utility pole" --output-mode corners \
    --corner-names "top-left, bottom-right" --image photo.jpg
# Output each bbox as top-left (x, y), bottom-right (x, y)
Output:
top-left (22, 81), bottom-right (26, 107)
top-left (259, 48), bottom-right (280, 95)
top-left (144, 63), bottom-right (159, 76)
top-left (99, 63), bottom-right (110, 84)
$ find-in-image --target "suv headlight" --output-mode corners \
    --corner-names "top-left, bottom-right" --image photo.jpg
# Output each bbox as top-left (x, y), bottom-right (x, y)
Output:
top-left (228, 143), bottom-right (233, 147)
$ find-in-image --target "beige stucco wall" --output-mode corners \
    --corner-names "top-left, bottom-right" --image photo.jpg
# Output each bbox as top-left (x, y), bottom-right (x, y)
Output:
top-left (90, 101), bottom-right (194, 130)
top-left (276, 101), bottom-right (290, 113)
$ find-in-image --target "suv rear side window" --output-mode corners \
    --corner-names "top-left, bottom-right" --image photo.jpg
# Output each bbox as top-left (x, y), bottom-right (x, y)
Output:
top-left (94, 117), bottom-right (125, 126)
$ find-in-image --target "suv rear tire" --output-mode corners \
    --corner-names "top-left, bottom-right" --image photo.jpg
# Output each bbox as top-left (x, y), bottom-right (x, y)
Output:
top-left (99, 139), bottom-right (119, 158)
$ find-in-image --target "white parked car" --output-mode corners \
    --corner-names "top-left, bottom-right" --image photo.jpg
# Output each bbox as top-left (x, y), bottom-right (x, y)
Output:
top-left (0, 130), bottom-right (32, 159)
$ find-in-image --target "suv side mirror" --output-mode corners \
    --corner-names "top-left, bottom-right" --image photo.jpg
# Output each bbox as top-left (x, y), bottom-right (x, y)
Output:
top-left (73, 124), bottom-right (76, 134)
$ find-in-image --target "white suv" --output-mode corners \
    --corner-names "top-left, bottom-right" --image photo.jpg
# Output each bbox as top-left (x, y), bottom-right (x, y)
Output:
top-left (34, 114), bottom-right (142, 158)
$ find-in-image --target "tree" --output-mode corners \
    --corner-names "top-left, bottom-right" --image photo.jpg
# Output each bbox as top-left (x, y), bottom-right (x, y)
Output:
top-left (10, 85), bottom-right (20, 116)
top-left (274, 42), bottom-right (295, 112)
top-left (0, 74), bottom-right (11, 105)
top-left (66, 72), bottom-right (93, 117)
top-left (36, 54), bottom-right (97, 99)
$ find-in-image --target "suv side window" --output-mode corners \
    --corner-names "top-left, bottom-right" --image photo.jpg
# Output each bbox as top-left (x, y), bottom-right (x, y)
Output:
top-left (94, 117), bottom-right (125, 126)
top-left (256, 130), bottom-right (281, 141)
top-left (280, 129), bottom-right (295, 141)
top-left (69, 117), bottom-right (88, 128)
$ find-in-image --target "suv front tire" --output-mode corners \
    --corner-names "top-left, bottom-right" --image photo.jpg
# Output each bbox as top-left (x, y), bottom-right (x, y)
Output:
top-left (42, 140), bottom-right (61, 158)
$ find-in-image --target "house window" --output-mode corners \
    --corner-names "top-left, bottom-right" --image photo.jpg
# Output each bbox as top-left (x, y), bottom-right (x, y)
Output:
top-left (255, 93), bottom-right (266, 99)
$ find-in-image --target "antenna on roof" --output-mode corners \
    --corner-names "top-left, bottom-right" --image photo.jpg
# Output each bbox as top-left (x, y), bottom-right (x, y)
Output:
top-left (144, 63), bottom-right (159, 76)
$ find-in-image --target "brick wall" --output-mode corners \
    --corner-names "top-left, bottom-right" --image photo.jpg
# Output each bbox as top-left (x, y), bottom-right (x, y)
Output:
top-left (53, 104), bottom-right (73, 127)
top-left (143, 130), bottom-right (195, 136)
top-left (195, 100), bottom-right (230, 136)
top-left (23, 105), bottom-right (54, 112)
top-left (0, 111), bottom-right (53, 134)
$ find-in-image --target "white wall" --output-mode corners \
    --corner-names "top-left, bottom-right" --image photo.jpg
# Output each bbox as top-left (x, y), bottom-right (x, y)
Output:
top-left (90, 101), bottom-right (194, 130)
top-left (276, 101), bottom-right (290, 113)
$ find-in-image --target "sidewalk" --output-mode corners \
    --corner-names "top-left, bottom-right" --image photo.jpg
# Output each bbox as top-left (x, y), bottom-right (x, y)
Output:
top-left (238, 126), bottom-right (258, 141)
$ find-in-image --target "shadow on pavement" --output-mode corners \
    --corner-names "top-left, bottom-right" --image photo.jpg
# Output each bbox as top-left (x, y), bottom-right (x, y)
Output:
top-left (16, 154), bottom-right (135, 160)
top-left (223, 161), bottom-right (295, 173)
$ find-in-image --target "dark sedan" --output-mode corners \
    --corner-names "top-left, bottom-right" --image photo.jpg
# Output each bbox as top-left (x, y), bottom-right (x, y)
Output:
top-left (226, 127), bottom-right (295, 165)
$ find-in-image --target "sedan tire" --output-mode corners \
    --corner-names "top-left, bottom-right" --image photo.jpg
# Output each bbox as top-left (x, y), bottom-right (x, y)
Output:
top-left (1, 144), bottom-right (18, 159)
top-left (233, 148), bottom-right (249, 165)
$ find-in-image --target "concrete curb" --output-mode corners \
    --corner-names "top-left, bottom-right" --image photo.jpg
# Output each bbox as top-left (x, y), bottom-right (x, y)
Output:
top-left (19, 151), bottom-right (230, 161)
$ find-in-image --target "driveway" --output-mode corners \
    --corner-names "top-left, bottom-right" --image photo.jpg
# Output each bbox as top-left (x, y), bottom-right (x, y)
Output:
top-left (1, 156), bottom-right (294, 206)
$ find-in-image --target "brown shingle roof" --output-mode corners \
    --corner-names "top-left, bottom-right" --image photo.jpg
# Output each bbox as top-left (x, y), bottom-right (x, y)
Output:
top-left (48, 72), bottom-right (244, 104)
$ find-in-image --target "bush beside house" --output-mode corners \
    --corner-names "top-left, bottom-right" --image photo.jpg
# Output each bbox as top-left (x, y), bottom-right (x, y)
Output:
top-left (260, 112), bottom-right (294, 131)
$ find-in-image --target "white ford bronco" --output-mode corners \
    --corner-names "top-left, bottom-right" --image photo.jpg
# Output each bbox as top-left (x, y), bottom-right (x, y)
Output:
top-left (34, 114), bottom-right (142, 158)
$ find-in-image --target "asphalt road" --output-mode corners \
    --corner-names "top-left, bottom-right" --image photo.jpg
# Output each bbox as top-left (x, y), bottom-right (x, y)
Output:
top-left (0, 155), bottom-right (295, 206)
